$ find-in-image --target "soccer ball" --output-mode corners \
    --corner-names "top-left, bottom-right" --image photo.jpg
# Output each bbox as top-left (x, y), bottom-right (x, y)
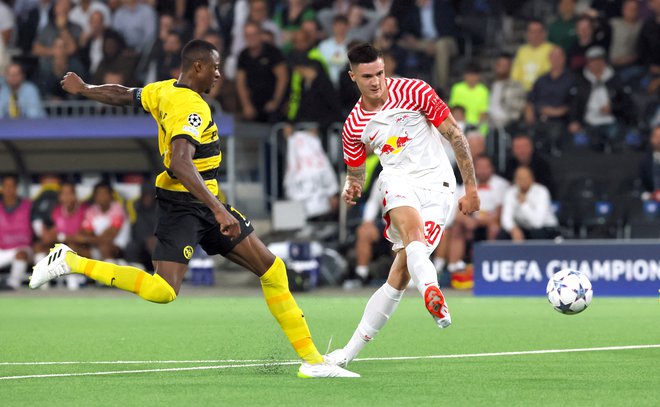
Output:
top-left (546, 269), bottom-right (593, 315)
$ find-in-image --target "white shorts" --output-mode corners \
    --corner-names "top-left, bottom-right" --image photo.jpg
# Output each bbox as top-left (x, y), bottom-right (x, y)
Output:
top-left (0, 247), bottom-right (31, 268)
top-left (377, 176), bottom-right (455, 253)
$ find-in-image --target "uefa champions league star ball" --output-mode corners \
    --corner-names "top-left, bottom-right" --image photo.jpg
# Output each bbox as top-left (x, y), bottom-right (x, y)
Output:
top-left (546, 269), bottom-right (593, 315)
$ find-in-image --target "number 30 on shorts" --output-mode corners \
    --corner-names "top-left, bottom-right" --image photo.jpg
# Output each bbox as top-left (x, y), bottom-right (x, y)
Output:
top-left (424, 221), bottom-right (442, 245)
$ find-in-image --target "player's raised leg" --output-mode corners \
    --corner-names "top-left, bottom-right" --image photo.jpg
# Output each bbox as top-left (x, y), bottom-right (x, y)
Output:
top-left (388, 206), bottom-right (451, 328)
top-left (326, 252), bottom-right (409, 367)
top-left (30, 244), bottom-right (179, 303)
top-left (224, 233), bottom-right (359, 378)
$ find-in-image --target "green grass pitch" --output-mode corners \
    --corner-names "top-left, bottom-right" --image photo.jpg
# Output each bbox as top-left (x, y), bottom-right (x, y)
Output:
top-left (1, 293), bottom-right (659, 406)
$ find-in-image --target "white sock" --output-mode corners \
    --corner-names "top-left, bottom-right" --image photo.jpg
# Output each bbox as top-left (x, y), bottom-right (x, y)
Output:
top-left (7, 259), bottom-right (28, 289)
top-left (343, 283), bottom-right (404, 361)
top-left (433, 257), bottom-right (446, 273)
top-left (355, 265), bottom-right (369, 279)
top-left (448, 260), bottom-right (466, 273)
top-left (406, 241), bottom-right (438, 296)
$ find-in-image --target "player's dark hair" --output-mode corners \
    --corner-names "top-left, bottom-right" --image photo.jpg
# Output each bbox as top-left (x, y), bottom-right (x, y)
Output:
top-left (181, 39), bottom-right (218, 71)
top-left (348, 43), bottom-right (382, 67)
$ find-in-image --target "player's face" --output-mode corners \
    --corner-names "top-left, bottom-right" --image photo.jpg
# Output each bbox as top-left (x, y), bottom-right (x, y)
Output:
top-left (350, 58), bottom-right (386, 101)
top-left (201, 50), bottom-right (221, 94)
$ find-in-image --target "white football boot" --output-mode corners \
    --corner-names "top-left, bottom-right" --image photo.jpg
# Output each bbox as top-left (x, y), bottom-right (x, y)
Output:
top-left (324, 348), bottom-right (349, 368)
top-left (29, 244), bottom-right (74, 289)
top-left (424, 285), bottom-right (452, 328)
top-left (297, 357), bottom-right (359, 378)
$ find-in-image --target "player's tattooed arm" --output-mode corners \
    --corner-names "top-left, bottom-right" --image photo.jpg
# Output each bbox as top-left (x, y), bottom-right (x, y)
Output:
top-left (342, 162), bottom-right (365, 206)
top-left (60, 72), bottom-right (134, 106)
top-left (437, 113), bottom-right (481, 214)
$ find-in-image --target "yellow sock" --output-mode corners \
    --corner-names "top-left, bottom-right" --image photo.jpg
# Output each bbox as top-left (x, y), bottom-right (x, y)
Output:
top-left (65, 252), bottom-right (176, 304)
top-left (260, 257), bottom-right (324, 364)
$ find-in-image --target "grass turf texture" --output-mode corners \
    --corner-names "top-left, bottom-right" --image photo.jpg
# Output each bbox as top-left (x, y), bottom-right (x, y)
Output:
top-left (1, 295), bottom-right (659, 406)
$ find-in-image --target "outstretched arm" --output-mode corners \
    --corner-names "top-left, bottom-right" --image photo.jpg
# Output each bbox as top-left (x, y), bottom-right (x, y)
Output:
top-left (342, 162), bottom-right (366, 206)
top-left (437, 113), bottom-right (480, 215)
top-left (60, 72), bottom-right (135, 107)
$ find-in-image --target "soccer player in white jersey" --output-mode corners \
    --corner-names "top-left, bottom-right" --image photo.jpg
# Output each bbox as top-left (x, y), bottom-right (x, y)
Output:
top-left (326, 43), bottom-right (480, 368)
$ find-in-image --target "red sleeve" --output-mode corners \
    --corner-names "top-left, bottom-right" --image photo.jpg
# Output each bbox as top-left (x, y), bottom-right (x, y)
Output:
top-left (342, 120), bottom-right (366, 167)
top-left (414, 80), bottom-right (450, 127)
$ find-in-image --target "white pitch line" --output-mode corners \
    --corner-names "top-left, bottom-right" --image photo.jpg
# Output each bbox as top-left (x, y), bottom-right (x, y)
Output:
top-left (0, 359), bottom-right (295, 366)
top-left (1, 344), bottom-right (659, 381)
top-left (0, 362), bottom-right (300, 381)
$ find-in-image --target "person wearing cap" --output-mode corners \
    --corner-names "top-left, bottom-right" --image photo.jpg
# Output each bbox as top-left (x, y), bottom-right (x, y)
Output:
top-left (568, 46), bottom-right (634, 152)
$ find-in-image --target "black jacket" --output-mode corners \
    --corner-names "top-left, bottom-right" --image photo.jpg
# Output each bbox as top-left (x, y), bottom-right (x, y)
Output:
top-left (569, 67), bottom-right (635, 126)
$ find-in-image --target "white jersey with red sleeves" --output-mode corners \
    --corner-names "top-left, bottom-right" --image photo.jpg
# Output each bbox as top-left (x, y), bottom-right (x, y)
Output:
top-left (342, 77), bottom-right (455, 191)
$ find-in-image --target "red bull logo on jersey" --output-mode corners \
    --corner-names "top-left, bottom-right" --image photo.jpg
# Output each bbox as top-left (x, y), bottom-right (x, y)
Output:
top-left (379, 132), bottom-right (412, 156)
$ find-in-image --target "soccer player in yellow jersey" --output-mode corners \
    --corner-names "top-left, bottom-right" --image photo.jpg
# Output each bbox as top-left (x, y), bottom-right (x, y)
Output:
top-left (30, 39), bottom-right (358, 378)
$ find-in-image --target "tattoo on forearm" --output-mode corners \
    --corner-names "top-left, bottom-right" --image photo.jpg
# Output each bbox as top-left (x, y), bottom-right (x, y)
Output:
top-left (442, 124), bottom-right (476, 187)
top-left (346, 163), bottom-right (366, 187)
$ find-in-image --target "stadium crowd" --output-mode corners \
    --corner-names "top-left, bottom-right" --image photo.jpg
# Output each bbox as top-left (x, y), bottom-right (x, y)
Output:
top-left (0, 0), bottom-right (659, 289)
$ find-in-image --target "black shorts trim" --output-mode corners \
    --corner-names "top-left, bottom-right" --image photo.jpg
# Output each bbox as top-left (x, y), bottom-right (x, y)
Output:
top-left (152, 198), bottom-right (254, 264)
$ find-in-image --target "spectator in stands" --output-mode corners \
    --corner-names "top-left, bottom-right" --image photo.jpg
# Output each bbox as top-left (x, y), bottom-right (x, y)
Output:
top-left (80, 181), bottom-right (130, 261)
top-left (273, 0), bottom-right (316, 53)
top-left (318, 15), bottom-right (349, 89)
top-left (155, 30), bottom-right (182, 81)
top-left (638, 0), bottom-right (660, 95)
top-left (609, 0), bottom-right (643, 86)
top-left (512, 19), bottom-right (554, 91)
top-left (125, 183), bottom-right (156, 271)
top-left (318, 5), bottom-right (381, 44)
top-left (92, 29), bottom-right (138, 86)
top-left (640, 125), bottom-right (660, 201)
top-left (0, 0), bottom-right (14, 73)
top-left (30, 174), bottom-right (60, 239)
top-left (569, 46), bottom-right (634, 152)
top-left (548, 0), bottom-right (578, 54)
top-left (399, 0), bottom-right (459, 93)
top-left (290, 55), bottom-right (342, 135)
top-left (78, 10), bottom-right (106, 78)
top-left (111, 0), bottom-right (156, 55)
top-left (192, 5), bottom-right (214, 40)
top-left (447, 155), bottom-right (509, 274)
top-left (286, 27), bottom-right (327, 122)
top-left (449, 63), bottom-right (489, 134)
top-left (372, 15), bottom-right (405, 77)
top-left (525, 46), bottom-right (575, 154)
top-left (32, 0), bottom-right (82, 87)
top-left (503, 134), bottom-right (556, 198)
top-left (489, 53), bottom-right (526, 132)
top-left (16, 0), bottom-right (53, 55)
top-left (41, 36), bottom-right (87, 99)
top-left (236, 21), bottom-right (287, 123)
top-left (68, 0), bottom-right (110, 34)
top-left (33, 181), bottom-right (88, 289)
top-left (228, 0), bottom-right (282, 70)
top-left (568, 16), bottom-right (597, 72)
top-left (0, 62), bottom-right (46, 118)
top-left (499, 166), bottom-right (558, 241)
top-left (0, 175), bottom-right (32, 289)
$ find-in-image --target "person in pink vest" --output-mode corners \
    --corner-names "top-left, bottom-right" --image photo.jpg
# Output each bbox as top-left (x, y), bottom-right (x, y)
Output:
top-left (0, 175), bottom-right (33, 289)
top-left (33, 181), bottom-right (89, 289)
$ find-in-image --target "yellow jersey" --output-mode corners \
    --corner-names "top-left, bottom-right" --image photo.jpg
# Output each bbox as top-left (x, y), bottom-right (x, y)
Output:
top-left (136, 79), bottom-right (221, 203)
